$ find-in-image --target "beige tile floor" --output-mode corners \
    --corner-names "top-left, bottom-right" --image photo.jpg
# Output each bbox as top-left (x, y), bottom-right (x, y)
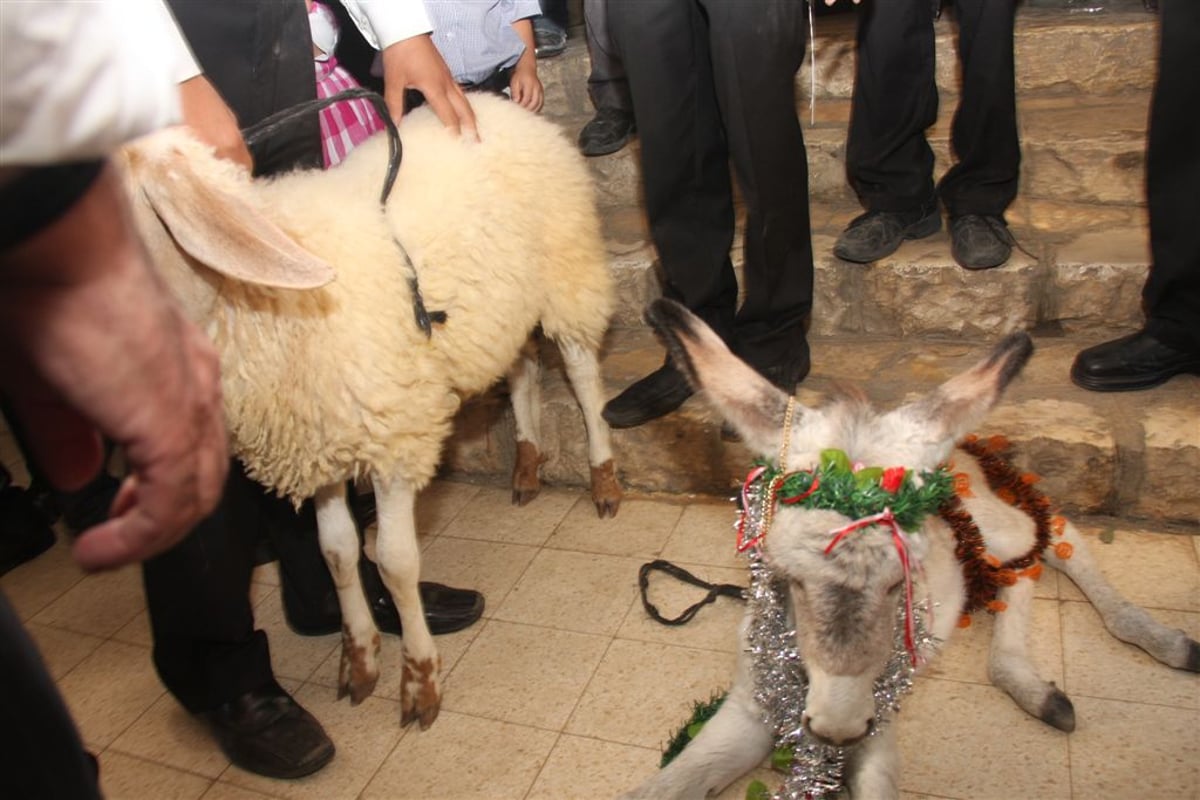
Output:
top-left (1, 470), bottom-right (1197, 800)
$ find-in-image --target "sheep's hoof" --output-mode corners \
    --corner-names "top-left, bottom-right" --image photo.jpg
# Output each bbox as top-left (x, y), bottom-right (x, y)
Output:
top-left (512, 487), bottom-right (541, 507)
top-left (591, 460), bottom-right (622, 518)
top-left (400, 654), bottom-right (442, 730)
top-left (337, 629), bottom-right (381, 705)
top-left (1039, 687), bottom-right (1075, 732)
top-left (512, 440), bottom-right (545, 507)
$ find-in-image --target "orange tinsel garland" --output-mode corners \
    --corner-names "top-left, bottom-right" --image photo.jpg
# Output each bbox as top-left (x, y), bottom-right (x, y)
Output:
top-left (938, 436), bottom-right (1054, 617)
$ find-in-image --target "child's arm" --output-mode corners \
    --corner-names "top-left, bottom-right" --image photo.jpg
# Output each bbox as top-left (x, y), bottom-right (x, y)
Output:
top-left (508, 18), bottom-right (543, 113)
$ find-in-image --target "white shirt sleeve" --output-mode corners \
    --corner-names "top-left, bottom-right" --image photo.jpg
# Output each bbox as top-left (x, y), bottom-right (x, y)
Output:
top-left (0, 0), bottom-right (199, 166)
top-left (338, 0), bottom-right (433, 50)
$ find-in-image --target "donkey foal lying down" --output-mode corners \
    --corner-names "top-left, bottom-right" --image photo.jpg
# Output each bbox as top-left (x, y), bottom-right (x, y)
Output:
top-left (623, 299), bottom-right (1199, 800)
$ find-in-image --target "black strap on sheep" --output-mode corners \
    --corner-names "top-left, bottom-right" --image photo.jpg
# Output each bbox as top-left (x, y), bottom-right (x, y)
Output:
top-left (241, 88), bottom-right (446, 337)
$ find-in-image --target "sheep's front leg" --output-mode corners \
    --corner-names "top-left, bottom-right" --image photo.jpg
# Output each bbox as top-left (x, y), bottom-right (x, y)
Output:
top-left (621, 674), bottom-right (772, 799)
top-left (988, 575), bottom-right (1076, 732)
top-left (1047, 520), bottom-right (1200, 672)
top-left (558, 336), bottom-right (621, 517)
top-left (373, 475), bottom-right (441, 729)
top-left (508, 339), bottom-right (546, 507)
top-left (315, 483), bottom-right (380, 704)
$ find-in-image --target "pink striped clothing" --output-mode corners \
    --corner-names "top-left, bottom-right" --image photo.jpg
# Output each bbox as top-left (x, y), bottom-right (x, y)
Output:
top-left (315, 57), bottom-right (386, 168)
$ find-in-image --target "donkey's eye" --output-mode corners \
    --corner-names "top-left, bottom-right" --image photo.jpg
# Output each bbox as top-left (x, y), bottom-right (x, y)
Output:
top-left (886, 579), bottom-right (904, 595)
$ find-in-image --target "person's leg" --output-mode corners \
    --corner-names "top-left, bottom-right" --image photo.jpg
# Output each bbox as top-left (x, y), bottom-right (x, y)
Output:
top-left (937, 0), bottom-right (1019, 218)
top-left (836, 0), bottom-right (941, 263)
top-left (578, 0), bottom-right (636, 156)
top-left (0, 592), bottom-right (101, 799)
top-left (1071, 0), bottom-right (1200, 390)
top-left (533, 0), bottom-right (569, 58)
top-left (1140, 0), bottom-right (1200, 355)
top-left (143, 466), bottom-right (276, 713)
top-left (603, 0), bottom-right (739, 427)
top-left (143, 463), bottom-right (336, 779)
top-left (703, 0), bottom-right (812, 386)
top-left (938, 0), bottom-right (1020, 270)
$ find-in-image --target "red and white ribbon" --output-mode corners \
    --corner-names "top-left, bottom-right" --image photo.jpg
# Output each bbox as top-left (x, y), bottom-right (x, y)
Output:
top-left (825, 508), bottom-right (926, 665)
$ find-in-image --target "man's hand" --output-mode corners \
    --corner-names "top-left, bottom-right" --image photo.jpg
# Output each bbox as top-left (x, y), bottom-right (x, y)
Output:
top-left (380, 33), bottom-right (479, 140)
top-left (179, 74), bottom-right (253, 169)
top-left (0, 166), bottom-right (228, 570)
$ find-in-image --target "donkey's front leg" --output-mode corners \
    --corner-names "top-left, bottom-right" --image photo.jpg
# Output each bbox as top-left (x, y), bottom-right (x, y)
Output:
top-left (315, 483), bottom-right (380, 704)
top-left (373, 475), bottom-right (441, 729)
top-left (621, 679), bottom-right (772, 800)
top-left (845, 724), bottom-right (900, 800)
top-left (988, 575), bottom-right (1075, 731)
top-left (1047, 520), bottom-right (1200, 672)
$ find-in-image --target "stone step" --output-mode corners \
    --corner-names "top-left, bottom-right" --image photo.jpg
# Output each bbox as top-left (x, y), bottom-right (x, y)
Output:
top-left (538, 2), bottom-right (1157, 115)
top-left (541, 2), bottom-right (1156, 217)
top-left (552, 91), bottom-right (1151, 211)
top-left (601, 201), bottom-right (1152, 339)
top-left (442, 328), bottom-right (1200, 528)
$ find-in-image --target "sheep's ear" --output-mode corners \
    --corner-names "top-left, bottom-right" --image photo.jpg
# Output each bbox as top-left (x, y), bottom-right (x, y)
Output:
top-left (910, 332), bottom-right (1033, 442)
top-left (645, 299), bottom-right (794, 455)
top-left (137, 151), bottom-right (336, 290)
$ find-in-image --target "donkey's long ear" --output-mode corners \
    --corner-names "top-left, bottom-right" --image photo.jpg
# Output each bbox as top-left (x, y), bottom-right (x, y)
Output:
top-left (130, 135), bottom-right (336, 290)
top-left (914, 332), bottom-right (1034, 443)
top-left (645, 299), bottom-right (793, 454)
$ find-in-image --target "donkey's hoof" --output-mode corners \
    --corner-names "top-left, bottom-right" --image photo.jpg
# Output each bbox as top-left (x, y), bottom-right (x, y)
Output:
top-left (338, 629), bottom-right (380, 705)
top-left (400, 654), bottom-right (442, 730)
top-left (1182, 638), bottom-right (1200, 672)
top-left (1040, 688), bottom-right (1075, 732)
top-left (590, 460), bottom-right (622, 518)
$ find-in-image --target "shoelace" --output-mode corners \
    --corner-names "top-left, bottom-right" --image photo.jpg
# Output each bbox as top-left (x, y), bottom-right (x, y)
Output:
top-left (959, 214), bottom-right (1037, 261)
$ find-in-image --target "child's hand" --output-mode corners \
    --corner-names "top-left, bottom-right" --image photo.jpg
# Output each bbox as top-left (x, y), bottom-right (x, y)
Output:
top-left (510, 62), bottom-right (544, 113)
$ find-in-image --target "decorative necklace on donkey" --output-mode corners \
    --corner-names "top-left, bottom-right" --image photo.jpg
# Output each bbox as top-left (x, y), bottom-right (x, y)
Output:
top-left (663, 401), bottom-right (1061, 800)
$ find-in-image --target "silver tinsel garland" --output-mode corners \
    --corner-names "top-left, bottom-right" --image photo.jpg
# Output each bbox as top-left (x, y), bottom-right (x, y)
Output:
top-left (744, 552), bottom-right (935, 800)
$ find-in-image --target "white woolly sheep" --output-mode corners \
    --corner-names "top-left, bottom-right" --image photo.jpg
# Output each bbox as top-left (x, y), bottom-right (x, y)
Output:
top-left (116, 92), bottom-right (621, 728)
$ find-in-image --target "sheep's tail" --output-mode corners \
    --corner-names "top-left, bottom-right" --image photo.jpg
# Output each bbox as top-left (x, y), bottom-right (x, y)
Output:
top-left (242, 89), bottom-right (445, 337)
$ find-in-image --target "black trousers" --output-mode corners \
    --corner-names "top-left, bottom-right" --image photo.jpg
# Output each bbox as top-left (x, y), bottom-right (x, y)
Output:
top-left (166, 0), bottom-right (321, 176)
top-left (1142, 0), bottom-right (1200, 352)
top-left (608, 0), bottom-right (813, 370)
top-left (0, 593), bottom-right (101, 798)
top-left (845, 0), bottom-right (1019, 218)
top-left (583, 0), bottom-right (632, 113)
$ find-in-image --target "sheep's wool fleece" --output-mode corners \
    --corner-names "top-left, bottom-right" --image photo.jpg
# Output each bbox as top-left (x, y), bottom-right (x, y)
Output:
top-left (121, 94), bottom-right (613, 504)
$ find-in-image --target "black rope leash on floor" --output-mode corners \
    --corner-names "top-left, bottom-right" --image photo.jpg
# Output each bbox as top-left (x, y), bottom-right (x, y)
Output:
top-left (638, 559), bottom-right (746, 626)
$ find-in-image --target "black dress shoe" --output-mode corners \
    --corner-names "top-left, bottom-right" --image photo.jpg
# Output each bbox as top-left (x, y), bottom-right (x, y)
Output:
top-left (203, 688), bottom-right (334, 779)
top-left (282, 570), bottom-right (484, 637)
top-left (279, 492), bottom-right (485, 637)
top-left (833, 203), bottom-right (941, 263)
top-left (602, 360), bottom-right (694, 429)
top-left (1071, 330), bottom-right (1200, 392)
top-left (578, 108), bottom-right (636, 157)
top-left (0, 475), bottom-right (56, 576)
